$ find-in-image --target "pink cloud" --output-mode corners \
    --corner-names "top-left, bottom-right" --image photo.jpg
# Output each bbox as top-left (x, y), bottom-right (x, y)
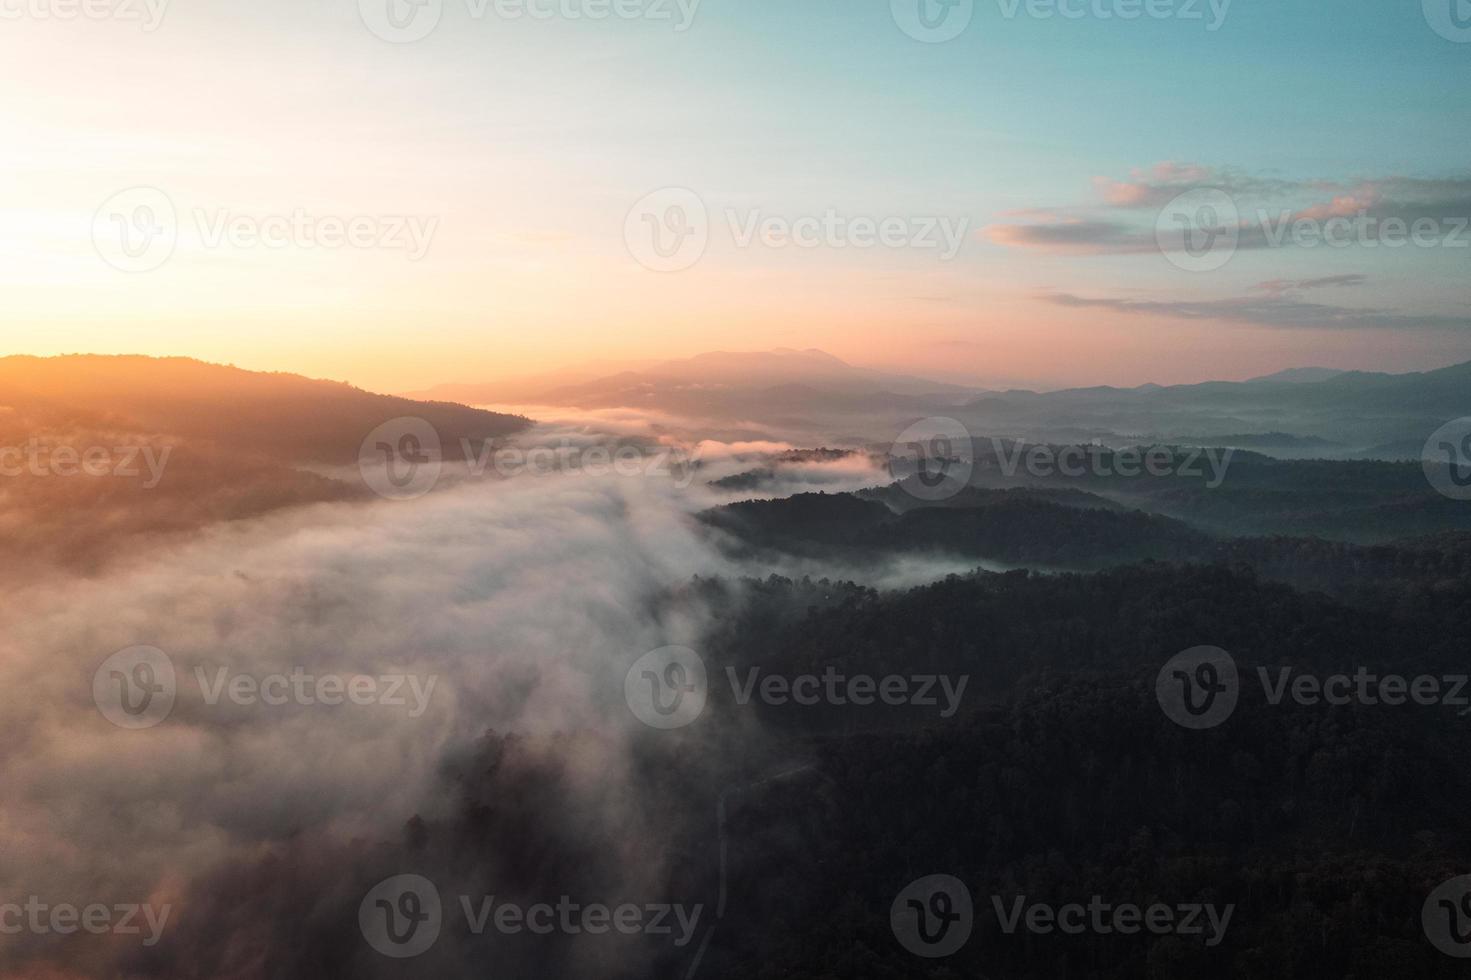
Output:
top-left (1292, 185), bottom-right (1384, 221)
top-left (1091, 162), bottom-right (1216, 207)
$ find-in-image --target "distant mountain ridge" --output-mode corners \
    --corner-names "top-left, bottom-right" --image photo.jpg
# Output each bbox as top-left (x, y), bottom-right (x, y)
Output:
top-left (405, 348), bottom-right (983, 407)
top-left (0, 354), bottom-right (530, 464)
top-left (401, 348), bottom-right (1471, 457)
top-left (960, 357), bottom-right (1471, 456)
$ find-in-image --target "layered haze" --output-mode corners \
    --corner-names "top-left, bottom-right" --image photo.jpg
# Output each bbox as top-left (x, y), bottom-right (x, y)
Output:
top-left (0, 357), bottom-right (966, 977)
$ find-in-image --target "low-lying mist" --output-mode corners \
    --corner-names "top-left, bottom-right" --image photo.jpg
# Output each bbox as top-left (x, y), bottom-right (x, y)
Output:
top-left (0, 412), bottom-right (966, 979)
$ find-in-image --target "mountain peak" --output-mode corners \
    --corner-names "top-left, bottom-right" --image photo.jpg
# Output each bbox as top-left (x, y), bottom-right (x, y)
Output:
top-left (770, 347), bottom-right (849, 363)
top-left (685, 348), bottom-right (851, 367)
top-left (1246, 367), bottom-right (1347, 384)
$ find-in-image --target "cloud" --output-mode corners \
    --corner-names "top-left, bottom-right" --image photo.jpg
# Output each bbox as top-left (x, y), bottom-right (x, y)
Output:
top-left (0, 420), bottom-right (722, 975)
top-left (1042, 289), bottom-right (1471, 331)
top-left (1086, 163), bottom-right (1302, 211)
top-left (1091, 162), bottom-right (1220, 209)
top-left (1254, 274), bottom-right (1368, 295)
top-left (983, 219), bottom-right (1155, 254)
top-left (986, 165), bottom-right (1471, 257)
top-left (0, 411), bottom-right (939, 978)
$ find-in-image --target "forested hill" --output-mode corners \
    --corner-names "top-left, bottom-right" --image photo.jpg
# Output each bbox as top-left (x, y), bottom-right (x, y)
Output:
top-left (673, 564), bottom-right (1471, 978)
top-left (700, 487), bottom-right (1471, 595)
top-left (192, 564), bottom-right (1471, 979)
top-left (880, 444), bottom-right (1471, 541)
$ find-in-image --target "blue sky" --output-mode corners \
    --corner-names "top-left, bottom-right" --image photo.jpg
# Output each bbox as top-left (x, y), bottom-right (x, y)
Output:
top-left (0, 0), bottom-right (1467, 389)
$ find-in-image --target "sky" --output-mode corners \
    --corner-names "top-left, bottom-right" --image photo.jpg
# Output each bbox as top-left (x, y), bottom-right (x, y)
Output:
top-left (1, 0), bottom-right (1468, 391)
